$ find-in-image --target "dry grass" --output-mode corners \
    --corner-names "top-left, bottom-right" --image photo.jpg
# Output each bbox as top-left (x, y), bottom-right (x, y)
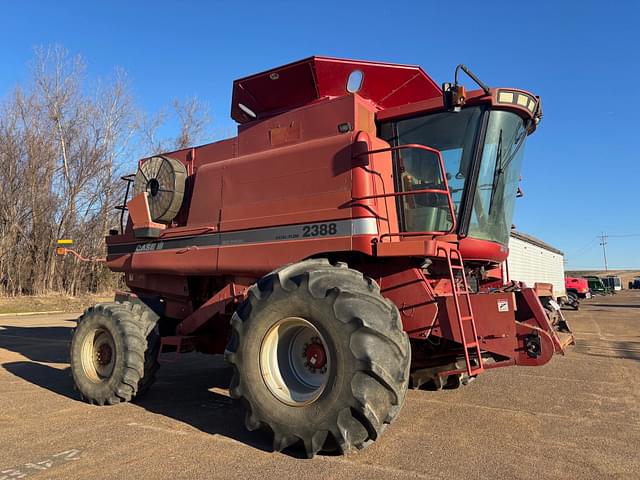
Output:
top-left (0, 293), bottom-right (113, 315)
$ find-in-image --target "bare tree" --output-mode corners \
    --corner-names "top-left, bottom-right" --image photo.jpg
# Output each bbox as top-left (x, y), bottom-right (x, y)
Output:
top-left (0, 46), bottom-right (214, 297)
top-left (173, 97), bottom-right (210, 150)
top-left (138, 96), bottom-right (210, 156)
top-left (0, 46), bottom-right (136, 295)
top-left (138, 109), bottom-right (170, 156)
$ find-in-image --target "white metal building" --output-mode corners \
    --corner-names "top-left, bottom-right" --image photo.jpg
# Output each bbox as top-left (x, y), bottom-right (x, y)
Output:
top-left (506, 231), bottom-right (566, 300)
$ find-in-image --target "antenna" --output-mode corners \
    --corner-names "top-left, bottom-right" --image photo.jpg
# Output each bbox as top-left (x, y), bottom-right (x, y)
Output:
top-left (454, 65), bottom-right (491, 95)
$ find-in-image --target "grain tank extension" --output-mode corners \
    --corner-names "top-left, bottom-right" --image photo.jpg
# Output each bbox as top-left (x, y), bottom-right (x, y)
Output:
top-left (67, 57), bottom-right (574, 457)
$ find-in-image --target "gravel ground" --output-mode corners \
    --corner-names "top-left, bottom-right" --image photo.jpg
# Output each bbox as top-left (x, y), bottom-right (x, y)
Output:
top-left (0, 291), bottom-right (638, 479)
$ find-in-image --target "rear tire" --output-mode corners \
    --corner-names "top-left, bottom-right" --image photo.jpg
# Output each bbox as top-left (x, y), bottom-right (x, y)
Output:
top-left (70, 302), bottom-right (160, 405)
top-left (225, 259), bottom-right (410, 457)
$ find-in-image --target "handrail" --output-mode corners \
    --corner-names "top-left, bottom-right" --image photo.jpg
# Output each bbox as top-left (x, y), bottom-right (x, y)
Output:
top-left (117, 173), bottom-right (137, 233)
top-left (352, 187), bottom-right (450, 200)
top-left (353, 143), bottom-right (441, 158)
top-left (354, 143), bottom-right (457, 237)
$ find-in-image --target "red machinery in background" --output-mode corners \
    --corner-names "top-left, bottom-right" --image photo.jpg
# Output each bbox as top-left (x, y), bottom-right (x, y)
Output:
top-left (65, 57), bottom-right (573, 457)
top-left (565, 276), bottom-right (591, 301)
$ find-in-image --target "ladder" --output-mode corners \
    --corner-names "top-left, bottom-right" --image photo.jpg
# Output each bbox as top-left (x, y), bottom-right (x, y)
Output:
top-left (439, 246), bottom-right (484, 377)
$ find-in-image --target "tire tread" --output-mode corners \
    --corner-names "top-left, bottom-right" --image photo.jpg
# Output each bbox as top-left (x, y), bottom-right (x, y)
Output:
top-left (70, 300), bottom-right (160, 405)
top-left (226, 258), bottom-right (410, 457)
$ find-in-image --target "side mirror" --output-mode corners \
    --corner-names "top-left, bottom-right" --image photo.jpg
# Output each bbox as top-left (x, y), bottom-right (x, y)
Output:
top-left (443, 64), bottom-right (490, 112)
top-left (442, 83), bottom-right (466, 112)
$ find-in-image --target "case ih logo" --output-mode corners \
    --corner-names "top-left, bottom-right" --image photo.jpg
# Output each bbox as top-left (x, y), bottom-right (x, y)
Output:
top-left (135, 242), bottom-right (163, 253)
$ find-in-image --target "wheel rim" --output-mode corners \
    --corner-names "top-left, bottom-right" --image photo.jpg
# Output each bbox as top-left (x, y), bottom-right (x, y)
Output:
top-left (259, 317), bottom-right (330, 406)
top-left (80, 327), bottom-right (116, 383)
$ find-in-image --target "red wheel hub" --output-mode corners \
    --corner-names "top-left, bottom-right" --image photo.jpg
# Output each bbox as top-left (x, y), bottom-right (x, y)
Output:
top-left (305, 342), bottom-right (326, 370)
top-left (96, 343), bottom-right (112, 365)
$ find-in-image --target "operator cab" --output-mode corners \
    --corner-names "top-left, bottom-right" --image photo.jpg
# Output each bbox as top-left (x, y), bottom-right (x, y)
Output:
top-left (379, 82), bottom-right (542, 265)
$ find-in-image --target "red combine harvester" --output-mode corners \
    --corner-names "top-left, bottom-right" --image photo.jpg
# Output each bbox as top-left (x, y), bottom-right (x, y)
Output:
top-left (67, 57), bottom-right (573, 457)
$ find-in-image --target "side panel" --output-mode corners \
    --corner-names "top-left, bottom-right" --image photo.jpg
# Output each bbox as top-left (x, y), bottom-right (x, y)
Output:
top-left (376, 266), bottom-right (439, 338)
top-left (436, 293), bottom-right (517, 357)
top-left (507, 235), bottom-right (566, 298)
top-left (219, 134), bottom-right (354, 232)
top-left (373, 261), bottom-right (558, 366)
top-left (106, 222), bottom-right (375, 277)
top-left (107, 96), bottom-right (385, 277)
top-left (432, 290), bottom-right (556, 366)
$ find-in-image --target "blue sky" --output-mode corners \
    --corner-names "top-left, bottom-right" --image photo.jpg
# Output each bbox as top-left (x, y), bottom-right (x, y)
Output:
top-left (1, 0), bottom-right (638, 269)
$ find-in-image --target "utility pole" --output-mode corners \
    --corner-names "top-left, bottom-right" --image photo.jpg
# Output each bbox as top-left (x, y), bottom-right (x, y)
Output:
top-left (599, 232), bottom-right (608, 271)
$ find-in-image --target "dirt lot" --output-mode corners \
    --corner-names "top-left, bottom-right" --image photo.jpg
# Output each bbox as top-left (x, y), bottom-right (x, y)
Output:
top-left (0, 292), bottom-right (638, 479)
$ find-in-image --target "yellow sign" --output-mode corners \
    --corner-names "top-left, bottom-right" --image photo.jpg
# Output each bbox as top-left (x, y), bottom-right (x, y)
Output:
top-left (57, 239), bottom-right (73, 245)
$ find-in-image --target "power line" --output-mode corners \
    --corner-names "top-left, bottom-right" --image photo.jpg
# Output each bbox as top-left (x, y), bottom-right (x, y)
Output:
top-left (567, 238), bottom-right (599, 258)
top-left (599, 232), bottom-right (608, 272)
top-left (565, 233), bottom-right (637, 260)
top-left (564, 232), bottom-right (638, 271)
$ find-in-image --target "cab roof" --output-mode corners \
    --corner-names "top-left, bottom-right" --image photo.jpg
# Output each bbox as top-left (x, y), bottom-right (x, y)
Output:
top-left (230, 56), bottom-right (442, 124)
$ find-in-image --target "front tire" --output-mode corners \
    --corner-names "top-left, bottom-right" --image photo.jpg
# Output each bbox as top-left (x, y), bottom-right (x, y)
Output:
top-left (70, 302), bottom-right (160, 405)
top-left (225, 259), bottom-right (410, 457)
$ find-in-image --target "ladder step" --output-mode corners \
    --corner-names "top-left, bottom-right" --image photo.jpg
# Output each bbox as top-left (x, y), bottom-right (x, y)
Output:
top-left (446, 247), bottom-right (484, 377)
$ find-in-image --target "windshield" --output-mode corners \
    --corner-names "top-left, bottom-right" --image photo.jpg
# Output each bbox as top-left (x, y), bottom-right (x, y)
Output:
top-left (468, 110), bottom-right (527, 245)
top-left (380, 107), bottom-right (528, 245)
top-left (380, 107), bottom-right (483, 232)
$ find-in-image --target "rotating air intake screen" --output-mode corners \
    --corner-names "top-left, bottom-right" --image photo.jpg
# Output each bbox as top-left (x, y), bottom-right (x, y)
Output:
top-left (133, 156), bottom-right (187, 223)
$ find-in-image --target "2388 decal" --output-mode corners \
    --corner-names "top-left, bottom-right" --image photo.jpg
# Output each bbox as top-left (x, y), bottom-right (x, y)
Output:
top-left (302, 223), bottom-right (338, 237)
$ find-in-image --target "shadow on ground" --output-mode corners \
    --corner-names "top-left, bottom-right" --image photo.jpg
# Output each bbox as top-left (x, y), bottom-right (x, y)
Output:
top-left (134, 355), bottom-right (276, 453)
top-left (574, 339), bottom-right (640, 361)
top-left (587, 303), bottom-right (640, 309)
top-left (3, 362), bottom-right (76, 398)
top-left (0, 323), bottom-right (284, 455)
top-left (0, 324), bottom-right (70, 363)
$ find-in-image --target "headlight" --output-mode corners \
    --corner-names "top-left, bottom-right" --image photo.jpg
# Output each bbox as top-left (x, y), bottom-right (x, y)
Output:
top-left (497, 89), bottom-right (537, 113)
